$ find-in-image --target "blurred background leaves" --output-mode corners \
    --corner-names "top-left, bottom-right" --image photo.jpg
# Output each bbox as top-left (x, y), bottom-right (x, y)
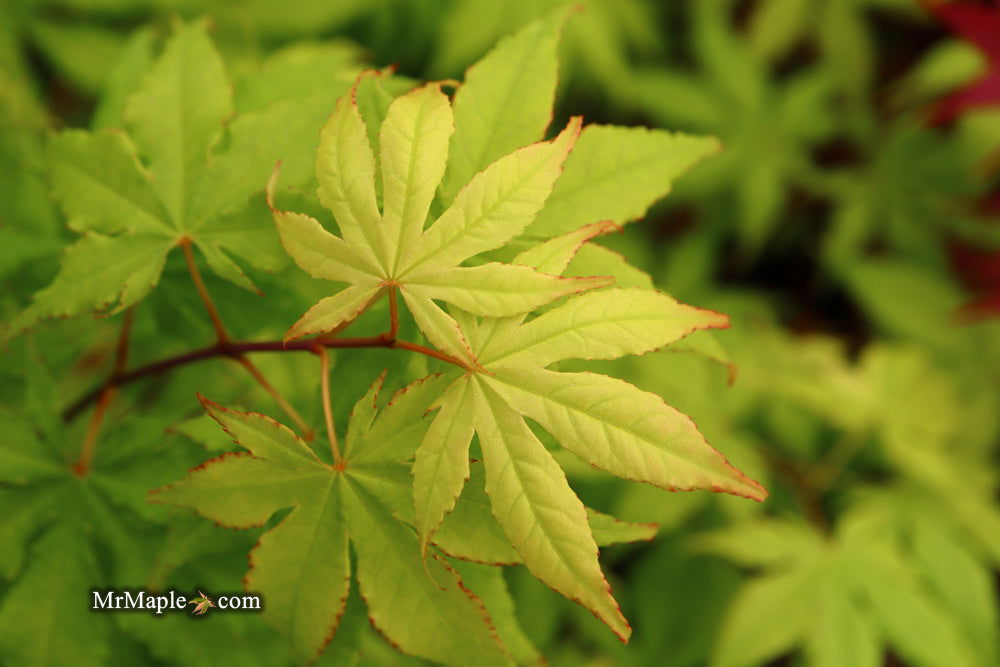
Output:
top-left (1, 0), bottom-right (998, 665)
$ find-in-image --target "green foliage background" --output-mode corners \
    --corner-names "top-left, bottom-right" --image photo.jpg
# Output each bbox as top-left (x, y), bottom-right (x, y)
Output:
top-left (1, 0), bottom-right (999, 665)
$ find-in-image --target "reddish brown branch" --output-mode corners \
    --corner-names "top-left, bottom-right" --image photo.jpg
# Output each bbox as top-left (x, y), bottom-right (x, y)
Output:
top-left (63, 334), bottom-right (468, 422)
top-left (181, 238), bottom-right (322, 440)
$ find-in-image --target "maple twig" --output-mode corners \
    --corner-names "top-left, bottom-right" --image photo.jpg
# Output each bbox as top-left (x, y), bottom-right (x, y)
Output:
top-left (180, 237), bottom-right (229, 343)
top-left (233, 355), bottom-right (314, 441)
top-left (316, 347), bottom-right (342, 466)
top-left (63, 334), bottom-right (468, 421)
top-left (72, 308), bottom-right (134, 476)
top-left (180, 238), bottom-right (311, 437)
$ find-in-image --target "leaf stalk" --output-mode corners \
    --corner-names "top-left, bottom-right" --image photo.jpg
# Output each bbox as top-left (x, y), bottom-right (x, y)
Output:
top-left (316, 346), bottom-right (342, 466)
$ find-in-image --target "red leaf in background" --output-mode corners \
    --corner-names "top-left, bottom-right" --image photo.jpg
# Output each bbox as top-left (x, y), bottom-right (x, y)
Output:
top-left (925, 0), bottom-right (1000, 122)
top-left (950, 193), bottom-right (1000, 320)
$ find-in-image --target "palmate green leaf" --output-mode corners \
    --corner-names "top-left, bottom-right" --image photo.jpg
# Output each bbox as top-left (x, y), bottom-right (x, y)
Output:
top-left (152, 376), bottom-right (511, 665)
top-left (711, 569), bottom-right (815, 667)
top-left (125, 20), bottom-right (230, 228)
top-left (91, 27), bottom-right (155, 131)
top-left (411, 263), bottom-right (762, 640)
top-left (5, 233), bottom-right (172, 339)
top-left (526, 125), bottom-right (720, 238)
top-left (634, 0), bottom-right (835, 258)
top-left (4, 20), bottom-right (361, 342)
top-left (436, 9), bottom-right (716, 248)
top-left (484, 368), bottom-right (763, 497)
top-left (271, 72), bottom-right (609, 361)
top-left (412, 377), bottom-right (476, 555)
top-left (0, 382), bottom-right (207, 665)
top-left (0, 524), bottom-right (109, 666)
top-left (471, 378), bottom-right (629, 638)
top-left (844, 487), bottom-right (1000, 666)
top-left (48, 129), bottom-right (172, 236)
top-left (477, 288), bottom-right (729, 367)
top-left (703, 517), bottom-right (979, 667)
top-left (432, 15), bottom-right (718, 249)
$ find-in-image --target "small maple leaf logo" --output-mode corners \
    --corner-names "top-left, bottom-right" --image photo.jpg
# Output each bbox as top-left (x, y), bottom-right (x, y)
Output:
top-left (188, 591), bottom-right (216, 615)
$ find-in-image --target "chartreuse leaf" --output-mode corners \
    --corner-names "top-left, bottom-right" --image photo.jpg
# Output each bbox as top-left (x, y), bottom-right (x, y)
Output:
top-left (486, 368), bottom-right (763, 500)
top-left (379, 80), bottom-right (455, 273)
top-left (285, 284), bottom-right (386, 342)
top-left (513, 220), bottom-right (620, 275)
top-left (566, 243), bottom-right (654, 289)
top-left (408, 205), bottom-right (753, 636)
top-left (471, 377), bottom-right (630, 640)
top-left (413, 377), bottom-right (476, 555)
top-left (411, 246), bottom-right (762, 638)
top-left (478, 287), bottom-right (729, 367)
top-left (402, 116), bottom-right (580, 275)
top-left (585, 507), bottom-right (658, 544)
top-left (152, 377), bottom-right (510, 665)
top-left (314, 74), bottom-right (388, 270)
top-left (272, 74), bottom-right (608, 359)
top-left (439, 7), bottom-right (570, 204)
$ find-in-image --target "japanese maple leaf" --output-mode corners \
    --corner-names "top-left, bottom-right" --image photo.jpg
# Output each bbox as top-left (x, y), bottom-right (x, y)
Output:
top-left (409, 227), bottom-right (768, 641)
top-left (268, 73), bottom-right (610, 365)
top-left (0, 358), bottom-right (203, 664)
top-left (4, 21), bottom-right (348, 342)
top-left (151, 375), bottom-right (510, 664)
top-left (635, 0), bottom-right (834, 258)
top-left (189, 591), bottom-right (216, 616)
top-left (926, 0), bottom-right (1000, 122)
top-left (700, 515), bottom-right (989, 667)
